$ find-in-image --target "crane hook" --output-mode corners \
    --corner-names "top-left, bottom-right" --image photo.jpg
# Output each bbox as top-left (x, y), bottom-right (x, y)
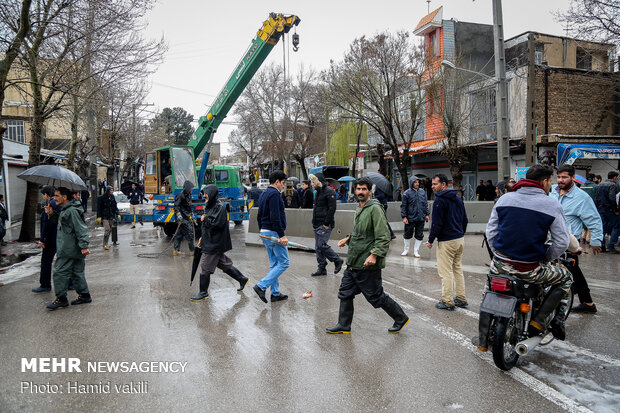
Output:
top-left (292, 32), bottom-right (299, 52)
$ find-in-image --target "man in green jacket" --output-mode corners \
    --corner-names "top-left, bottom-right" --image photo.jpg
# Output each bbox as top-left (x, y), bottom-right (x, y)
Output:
top-left (326, 177), bottom-right (409, 334)
top-left (47, 187), bottom-right (92, 310)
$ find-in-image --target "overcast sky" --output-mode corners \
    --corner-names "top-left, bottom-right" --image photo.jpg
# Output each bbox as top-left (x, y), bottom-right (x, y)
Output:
top-left (143, 0), bottom-right (571, 153)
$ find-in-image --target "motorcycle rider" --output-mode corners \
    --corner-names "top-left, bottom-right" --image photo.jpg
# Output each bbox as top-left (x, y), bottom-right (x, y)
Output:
top-left (476, 164), bottom-right (572, 351)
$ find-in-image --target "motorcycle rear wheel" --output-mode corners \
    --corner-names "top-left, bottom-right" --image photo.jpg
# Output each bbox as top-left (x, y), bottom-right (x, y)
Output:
top-left (492, 316), bottom-right (520, 371)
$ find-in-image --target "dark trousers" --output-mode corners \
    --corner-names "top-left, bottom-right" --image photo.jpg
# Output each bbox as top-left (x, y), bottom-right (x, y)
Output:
top-left (39, 246), bottom-right (57, 288)
top-left (338, 267), bottom-right (390, 308)
top-left (0, 220), bottom-right (5, 242)
top-left (173, 221), bottom-right (195, 252)
top-left (313, 226), bottom-right (340, 269)
top-left (568, 254), bottom-right (592, 304)
top-left (404, 220), bottom-right (424, 240)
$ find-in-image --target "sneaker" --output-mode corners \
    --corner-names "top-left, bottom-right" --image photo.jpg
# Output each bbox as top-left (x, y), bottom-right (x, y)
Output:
top-left (334, 259), bottom-right (344, 274)
top-left (454, 298), bottom-right (469, 308)
top-left (113, 242), bottom-right (119, 246)
top-left (271, 293), bottom-right (288, 302)
top-left (400, 251), bottom-right (409, 256)
top-left (572, 303), bottom-right (597, 313)
top-left (435, 300), bottom-right (455, 311)
top-left (253, 285), bottom-right (267, 303)
top-left (46, 297), bottom-right (69, 310)
top-left (311, 268), bottom-right (327, 277)
top-left (103, 244), bottom-right (111, 250)
top-left (32, 286), bottom-right (52, 293)
top-left (71, 294), bottom-right (92, 305)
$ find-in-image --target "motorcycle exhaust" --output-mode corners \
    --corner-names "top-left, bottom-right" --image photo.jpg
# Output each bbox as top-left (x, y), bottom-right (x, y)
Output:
top-left (516, 335), bottom-right (544, 356)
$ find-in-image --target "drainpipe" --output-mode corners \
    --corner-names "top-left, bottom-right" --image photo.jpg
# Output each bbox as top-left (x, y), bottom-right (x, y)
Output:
top-left (544, 68), bottom-right (549, 135)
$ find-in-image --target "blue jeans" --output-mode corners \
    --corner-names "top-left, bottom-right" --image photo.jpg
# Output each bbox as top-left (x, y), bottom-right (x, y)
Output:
top-left (258, 230), bottom-right (290, 296)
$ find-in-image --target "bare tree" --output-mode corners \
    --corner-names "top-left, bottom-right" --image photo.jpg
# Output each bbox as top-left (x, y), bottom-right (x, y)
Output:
top-left (324, 31), bottom-right (425, 185)
top-left (9, 0), bottom-right (165, 241)
top-left (228, 118), bottom-right (264, 170)
top-left (0, 0), bottom-right (32, 178)
top-left (554, 0), bottom-right (619, 49)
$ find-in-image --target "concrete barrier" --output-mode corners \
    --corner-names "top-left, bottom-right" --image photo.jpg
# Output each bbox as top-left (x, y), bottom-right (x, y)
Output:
top-left (246, 200), bottom-right (494, 247)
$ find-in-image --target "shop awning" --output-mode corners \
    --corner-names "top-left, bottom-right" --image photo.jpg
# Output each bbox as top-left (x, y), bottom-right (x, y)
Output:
top-left (407, 137), bottom-right (445, 155)
top-left (557, 143), bottom-right (620, 165)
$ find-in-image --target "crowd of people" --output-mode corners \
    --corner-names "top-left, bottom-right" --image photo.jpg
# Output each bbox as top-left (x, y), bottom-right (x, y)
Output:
top-left (26, 163), bottom-right (618, 344)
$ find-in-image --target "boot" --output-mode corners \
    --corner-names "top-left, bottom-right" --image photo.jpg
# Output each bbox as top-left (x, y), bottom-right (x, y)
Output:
top-left (326, 299), bottom-right (354, 334)
top-left (46, 296), bottom-right (69, 310)
top-left (191, 273), bottom-right (211, 301)
top-left (311, 267), bottom-right (327, 277)
top-left (532, 286), bottom-right (565, 332)
top-left (71, 293), bottom-right (92, 305)
top-left (413, 239), bottom-right (422, 258)
top-left (474, 310), bottom-right (493, 351)
top-left (223, 266), bottom-right (249, 291)
top-left (549, 299), bottom-right (568, 340)
top-left (334, 258), bottom-right (344, 274)
top-left (401, 238), bottom-right (410, 256)
top-left (381, 297), bottom-right (410, 333)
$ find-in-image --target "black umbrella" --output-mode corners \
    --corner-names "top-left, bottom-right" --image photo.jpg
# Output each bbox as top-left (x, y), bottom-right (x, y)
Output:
top-left (325, 177), bottom-right (341, 190)
top-left (366, 172), bottom-right (392, 195)
top-left (190, 248), bottom-right (202, 286)
top-left (120, 180), bottom-right (138, 196)
top-left (17, 165), bottom-right (87, 191)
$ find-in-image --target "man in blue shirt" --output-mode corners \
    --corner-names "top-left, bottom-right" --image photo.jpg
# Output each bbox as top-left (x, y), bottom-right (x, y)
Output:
top-left (253, 170), bottom-right (290, 303)
top-left (551, 164), bottom-right (603, 313)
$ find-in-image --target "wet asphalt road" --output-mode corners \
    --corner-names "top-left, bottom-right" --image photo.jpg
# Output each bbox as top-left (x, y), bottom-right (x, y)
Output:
top-left (0, 220), bottom-right (619, 412)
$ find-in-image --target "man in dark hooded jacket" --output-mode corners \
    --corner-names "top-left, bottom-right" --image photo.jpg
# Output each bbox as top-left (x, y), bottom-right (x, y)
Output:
top-left (173, 180), bottom-right (195, 255)
top-left (191, 185), bottom-right (249, 301)
top-left (400, 175), bottom-right (429, 258)
top-left (33, 185), bottom-right (61, 292)
top-left (426, 174), bottom-right (469, 311)
top-left (96, 186), bottom-right (119, 250)
top-left (309, 173), bottom-right (344, 276)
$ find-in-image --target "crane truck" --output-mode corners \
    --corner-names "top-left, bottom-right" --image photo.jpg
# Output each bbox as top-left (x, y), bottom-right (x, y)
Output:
top-left (139, 13), bottom-right (300, 236)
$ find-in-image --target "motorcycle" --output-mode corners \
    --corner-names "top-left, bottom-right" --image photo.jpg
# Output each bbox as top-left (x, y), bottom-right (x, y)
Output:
top-left (477, 253), bottom-right (575, 371)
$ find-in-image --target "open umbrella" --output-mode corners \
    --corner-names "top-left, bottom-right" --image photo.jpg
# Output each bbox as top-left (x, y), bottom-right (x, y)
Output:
top-left (17, 165), bottom-right (87, 191)
top-left (338, 176), bottom-right (355, 182)
top-left (325, 177), bottom-right (340, 190)
top-left (366, 172), bottom-right (392, 195)
top-left (190, 248), bottom-right (202, 285)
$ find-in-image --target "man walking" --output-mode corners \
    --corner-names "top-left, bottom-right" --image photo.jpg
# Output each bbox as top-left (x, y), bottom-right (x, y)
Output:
top-left (253, 170), bottom-right (290, 303)
top-left (308, 173), bottom-right (344, 276)
top-left (46, 187), bottom-right (92, 310)
top-left (128, 182), bottom-right (145, 229)
top-left (301, 180), bottom-right (314, 209)
top-left (550, 164), bottom-right (603, 313)
top-left (173, 180), bottom-right (196, 256)
top-left (0, 194), bottom-right (8, 245)
top-left (326, 177), bottom-right (409, 334)
top-left (427, 174), bottom-right (469, 311)
top-left (33, 186), bottom-right (61, 293)
top-left (191, 185), bottom-right (249, 301)
top-left (80, 188), bottom-right (89, 212)
top-left (475, 180), bottom-right (485, 201)
top-left (595, 171), bottom-right (619, 253)
top-left (400, 175), bottom-right (430, 258)
top-left (97, 186), bottom-right (119, 250)
top-left (247, 182), bottom-right (262, 206)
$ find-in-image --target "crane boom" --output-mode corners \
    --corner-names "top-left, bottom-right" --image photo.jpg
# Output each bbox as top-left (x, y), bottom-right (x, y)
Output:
top-left (188, 13), bottom-right (300, 162)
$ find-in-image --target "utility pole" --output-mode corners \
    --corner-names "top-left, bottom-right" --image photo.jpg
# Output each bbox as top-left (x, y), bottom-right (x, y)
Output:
top-left (129, 103), bottom-right (154, 186)
top-left (493, 0), bottom-right (510, 182)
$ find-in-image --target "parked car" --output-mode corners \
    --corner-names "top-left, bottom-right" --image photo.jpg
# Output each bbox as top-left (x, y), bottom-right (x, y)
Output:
top-left (257, 179), bottom-right (269, 190)
top-left (114, 191), bottom-right (153, 215)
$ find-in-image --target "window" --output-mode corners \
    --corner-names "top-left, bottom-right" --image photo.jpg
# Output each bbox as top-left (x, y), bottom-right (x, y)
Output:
top-left (469, 88), bottom-right (497, 127)
top-left (576, 48), bottom-right (591, 70)
top-left (2, 119), bottom-right (25, 143)
top-left (145, 153), bottom-right (156, 175)
top-left (214, 170), bottom-right (229, 182)
top-left (534, 43), bottom-right (544, 65)
top-left (170, 147), bottom-right (197, 188)
top-left (430, 30), bottom-right (440, 57)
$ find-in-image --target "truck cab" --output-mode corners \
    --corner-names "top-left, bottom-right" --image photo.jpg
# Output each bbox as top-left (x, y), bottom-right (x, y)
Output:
top-left (144, 146), bottom-right (198, 195)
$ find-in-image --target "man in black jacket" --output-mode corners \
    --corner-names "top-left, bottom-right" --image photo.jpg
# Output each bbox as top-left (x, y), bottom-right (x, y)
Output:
top-left (247, 182), bottom-right (262, 206)
top-left (96, 186), bottom-right (119, 250)
top-left (128, 183), bottom-right (145, 229)
top-left (301, 180), bottom-right (314, 209)
top-left (309, 173), bottom-right (344, 276)
top-left (173, 180), bottom-right (195, 255)
top-left (191, 185), bottom-right (249, 301)
top-left (33, 186), bottom-right (61, 292)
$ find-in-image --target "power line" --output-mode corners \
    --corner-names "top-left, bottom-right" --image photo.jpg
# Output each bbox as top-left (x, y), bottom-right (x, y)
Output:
top-left (151, 81), bottom-right (217, 98)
